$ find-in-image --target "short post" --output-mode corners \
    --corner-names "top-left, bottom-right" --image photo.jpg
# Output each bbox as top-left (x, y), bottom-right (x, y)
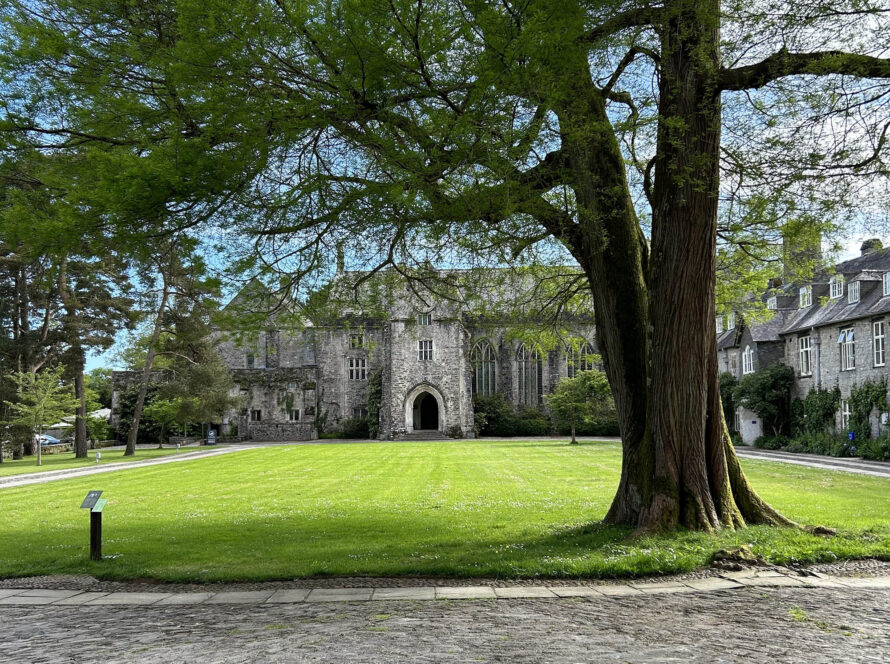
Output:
top-left (95, 451), bottom-right (101, 464)
top-left (80, 491), bottom-right (106, 561)
top-left (90, 508), bottom-right (103, 560)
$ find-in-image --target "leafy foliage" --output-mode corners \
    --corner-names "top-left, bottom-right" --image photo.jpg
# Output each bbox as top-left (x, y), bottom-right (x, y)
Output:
top-left (848, 379), bottom-right (888, 441)
top-left (546, 369), bottom-right (615, 443)
top-left (366, 368), bottom-right (383, 440)
top-left (791, 387), bottom-right (841, 436)
top-left (734, 363), bottom-right (795, 436)
top-left (718, 371), bottom-right (738, 433)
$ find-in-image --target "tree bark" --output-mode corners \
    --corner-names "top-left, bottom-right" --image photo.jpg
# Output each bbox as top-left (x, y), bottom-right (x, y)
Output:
top-left (57, 257), bottom-right (89, 458)
top-left (125, 277), bottom-right (170, 456)
top-left (604, 0), bottom-right (791, 532)
top-left (546, 4), bottom-right (791, 533)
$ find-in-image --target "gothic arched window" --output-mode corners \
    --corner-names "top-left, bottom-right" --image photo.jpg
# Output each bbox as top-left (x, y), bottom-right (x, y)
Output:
top-left (517, 343), bottom-right (543, 406)
top-left (566, 340), bottom-right (596, 378)
top-left (472, 341), bottom-right (497, 396)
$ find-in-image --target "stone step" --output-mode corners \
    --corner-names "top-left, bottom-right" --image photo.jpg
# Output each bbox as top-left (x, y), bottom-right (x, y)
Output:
top-left (402, 431), bottom-right (448, 441)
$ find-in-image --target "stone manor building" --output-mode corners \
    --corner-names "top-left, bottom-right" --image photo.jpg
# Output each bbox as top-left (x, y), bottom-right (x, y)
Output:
top-left (718, 240), bottom-right (890, 443)
top-left (214, 270), bottom-right (597, 441)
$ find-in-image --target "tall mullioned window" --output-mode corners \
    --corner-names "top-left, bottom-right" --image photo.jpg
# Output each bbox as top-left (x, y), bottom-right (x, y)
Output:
top-left (799, 285), bottom-right (812, 308)
top-left (874, 321), bottom-right (886, 367)
top-left (418, 340), bottom-right (433, 360)
top-left (471, 341), bottom-right (496, 396)
top-left (517, 344), bottom-right (543, 406)
top-left (841, 400), bottom-right (851, 429)
top-left (839, 328), bottom-right (855, 371)
top-left (348, 357), bottom-right (367, 380)
top-left (566, 341), bottom-right (595, 378)
top-left (742, 345), bottom-right (754, 375)
top-left (798, 335), bottom-right (812, 376)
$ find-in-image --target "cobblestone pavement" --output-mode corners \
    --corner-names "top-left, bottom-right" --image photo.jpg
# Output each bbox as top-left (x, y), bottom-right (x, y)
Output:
top-left (733, 446), bottom-right (890, 478)
top-left (1, 584), bottom-right (888, 663)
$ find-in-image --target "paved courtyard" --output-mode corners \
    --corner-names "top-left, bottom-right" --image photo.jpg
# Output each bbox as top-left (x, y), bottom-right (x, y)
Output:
top-left (2, 583), bottom-right (888, 663)
top-left (2, 570), bottom-right (889, 663)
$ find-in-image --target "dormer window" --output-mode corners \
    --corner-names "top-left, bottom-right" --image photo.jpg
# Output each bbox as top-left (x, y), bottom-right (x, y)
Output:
top-left (716, 317), bottom-right (724, 334)
top-left (727, 312), bottom-right (736, 329)
top-left (417, 313), bottom-right (431, 326)
top-left (767, 296), bottom-right (777, 310)
top-left (883, 272), bottom-right (890, 297)
top-left (830, 275), bottom-right (845, 299)
top-left (848, 280), bottom-right (860, 304)
top-left (799, 285), bottom-right (812, 308)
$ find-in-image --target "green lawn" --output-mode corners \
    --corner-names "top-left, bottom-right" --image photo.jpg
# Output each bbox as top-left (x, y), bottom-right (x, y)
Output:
top-left (0, 447), bottom-right (202, 478)
top-left (0, 440), bottom-right (888, 582)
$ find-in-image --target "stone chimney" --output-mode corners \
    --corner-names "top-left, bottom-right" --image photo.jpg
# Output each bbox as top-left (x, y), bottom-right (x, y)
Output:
top-left (860, 238), bottom-right (883, 256)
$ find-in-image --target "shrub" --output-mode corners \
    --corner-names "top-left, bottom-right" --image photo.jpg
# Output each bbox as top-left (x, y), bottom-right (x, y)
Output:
top-left (791, 387), bottom-right (840, 436)
top-left (719, 372), bottom-right (738, 433)
top-left (339, 417), bottom-right (370, 439)
top-left (848, 379), bottom-right (887, 441)
top-left (753, 435), bottom-right (788, 450)
top-left (515, 407), bottom-right (551, 436)
top-left (860, 435), bottom-right (890, 461)
top-left (472, 394), bottom-right (552, 437)
top-left (734, 363), bottom-right (795, 437)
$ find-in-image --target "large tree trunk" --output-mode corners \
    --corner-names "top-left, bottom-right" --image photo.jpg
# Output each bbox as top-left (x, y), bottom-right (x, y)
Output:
top-left (609, 0), bottom-right (790, 532)
top-left (72, 362), bottom-right (88, 458)
top-left (125, 278), bottom-right (170, 456)
top-left (552, 5), bottom-right (791, 533)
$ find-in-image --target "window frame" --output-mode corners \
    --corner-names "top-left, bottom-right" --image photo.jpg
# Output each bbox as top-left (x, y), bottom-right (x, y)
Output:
top-left (727, 312), bottom-right (736, 329)
top-left (715, 316), bottom-right (724, 334)
top-left (884, 272), bottom-right (890, 297)
top-left (841, 400), bottom-right (851, 429)
top-left (288, 408), bottom-right (300, 422)
top-left (348, 357), bottom-right (367, 380)
top-left (742, 345), bottom-right (754, 375)
top-left (848, 280), bottom-right (860, 304)
top-left (417, 313), bottom-right (432, 326)
top-left (517, 343), bottom-right (543, 406)
top-left (349, 333), bottom-right (365, 349)
top-left (250, 409), bottom-right (262, 422)
top-left (767, 296), bottom-right (777, 310)
top-left (874, 321), bottom-right (886, 367)
top-left (566, 340), bottom-right (595, 379)
top-left (798, 335), bottom-right (812, 376)
top-left (418, 339), bottom-right (433, 361)
top-left (840, 327), bottom-right (856, 371)
top-left (799, 285), bottom-right (812, 308)
top-left (471, 341), bottom-right (497, 396)
top-left (830, 275), bottom-right (845, 299)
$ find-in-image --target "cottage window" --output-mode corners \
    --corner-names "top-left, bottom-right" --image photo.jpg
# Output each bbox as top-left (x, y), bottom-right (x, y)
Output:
top-left (799, 286), bottom-right (812, 308)
top-left (742, 346), bottom-right (754, 375)
top-left (874, 321), bottom-right (886, 367)
top-left (471, 341), bottom-right (496, 396)
top-left (349, 334), bottom-right (365, 348)
top-left (848, 280), bottom-right (860, 304)
top-left (841, 400), bottom-right (851, 429)
top-left (840, 327), bottom-right (855, 371)
top-left (288, 409), bottom-right (300, 422)
top-left (884, 273), bottom-right (890, 297)
top-left (830, 275), bottom-right (844, 299)
top-left (767, 296), bottom-right (777, 310)
top-left (727, 312), bottom-right (736, 329)
top-left (348, 357), bottom-right (367, 380)
top-left (716, 316), bottom-right (724, 334)
top-left (798, 336), bottom-right (812, 376)
top-left (566, 340), bottom-right (595, 378)
top-left (250, 409), bottom-right (262, 422)
top-left (418, 340), bottom-right (433, 360)
top-left (729, 353), bottom-right (738, 375)
top-left (517, 344), bottom-right (543, 405)
top-left (353, 407), bottom-right (368, 418)
top-left (417, 313), bottom-right (432, 326)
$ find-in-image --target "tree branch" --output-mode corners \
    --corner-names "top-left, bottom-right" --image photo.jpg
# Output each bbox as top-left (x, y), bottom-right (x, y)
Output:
top-left (580, 6), bottom-right (664, 45)
top-left (719, 49), bottom-right (890, 91)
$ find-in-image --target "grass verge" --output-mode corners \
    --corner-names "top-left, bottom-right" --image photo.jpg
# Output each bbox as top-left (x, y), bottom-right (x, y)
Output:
top-left (0, 440), bottom-right (887, 581)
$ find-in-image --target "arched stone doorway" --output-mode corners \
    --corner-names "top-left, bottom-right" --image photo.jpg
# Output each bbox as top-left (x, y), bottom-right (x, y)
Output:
top-left (413, 392), bottom-right (439, 430)
top-left (404, 383), bottom-right (445, 433)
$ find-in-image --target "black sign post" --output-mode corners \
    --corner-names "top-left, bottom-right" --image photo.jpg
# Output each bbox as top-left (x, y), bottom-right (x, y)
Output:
top-left (80, 491), bottom-right (106, 561)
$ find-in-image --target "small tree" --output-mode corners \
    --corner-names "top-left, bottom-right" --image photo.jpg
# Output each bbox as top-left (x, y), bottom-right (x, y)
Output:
top-left (3, 366), bottom-right (77, 466)
top-left (142, 398), bottom-right (184, 448)
top-left (734, 363), bottom-right (795, 437)
top-left (547, 369), bottom-right (614, 445)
